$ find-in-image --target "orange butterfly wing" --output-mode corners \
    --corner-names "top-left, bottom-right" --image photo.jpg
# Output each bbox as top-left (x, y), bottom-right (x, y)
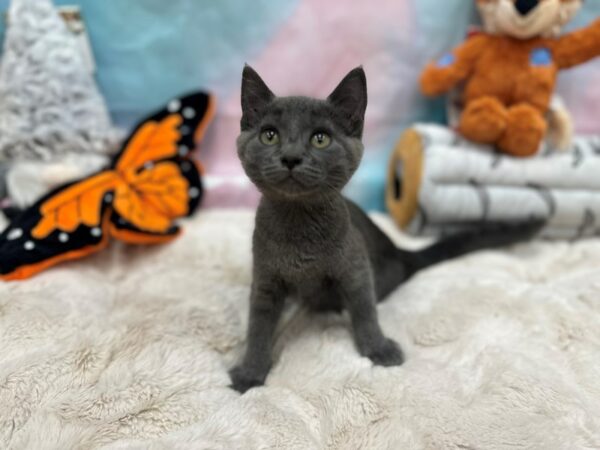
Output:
top-left (109, 114), bottom-right (192, 234)
top-left (116, 114), bottom-right (183, 173)
top-left (3, 211), bottom-right (112, 282)
top-left (32, 171), bottom-right (119, 239)
top-left (113, 162), bottom-right (190, 233)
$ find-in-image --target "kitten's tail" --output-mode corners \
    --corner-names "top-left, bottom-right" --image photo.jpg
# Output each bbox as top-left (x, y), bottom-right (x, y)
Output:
top-left (345, 197), bottom-right (543, 300)
top-left (402, 220), bottom-right (544, 276)
top-left (375, 219), bottom-right (544, 300)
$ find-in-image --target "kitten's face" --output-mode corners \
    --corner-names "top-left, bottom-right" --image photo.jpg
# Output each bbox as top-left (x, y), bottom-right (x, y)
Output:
top-left (237, 67), bottom-right (368, 200)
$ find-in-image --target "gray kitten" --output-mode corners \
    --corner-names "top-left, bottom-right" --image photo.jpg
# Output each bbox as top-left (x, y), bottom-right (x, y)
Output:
top-left (230, 66), bottom-right (541, 393)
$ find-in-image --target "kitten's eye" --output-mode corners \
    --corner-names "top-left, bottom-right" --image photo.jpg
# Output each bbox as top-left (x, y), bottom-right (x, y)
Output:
top-left (260, 129), bottom-right (280, 146)
top-left (311, 132), bottom-right (331, 149)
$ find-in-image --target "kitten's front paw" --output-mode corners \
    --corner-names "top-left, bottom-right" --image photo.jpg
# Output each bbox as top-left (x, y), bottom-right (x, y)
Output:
top-left (365, 338), bottom-right (404, 367)
top-left (229, 365), bottom-right (266, 393)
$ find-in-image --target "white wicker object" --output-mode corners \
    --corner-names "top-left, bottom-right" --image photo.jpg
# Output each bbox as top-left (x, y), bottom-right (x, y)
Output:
top-left (0, 0), bottom-right (119, 162)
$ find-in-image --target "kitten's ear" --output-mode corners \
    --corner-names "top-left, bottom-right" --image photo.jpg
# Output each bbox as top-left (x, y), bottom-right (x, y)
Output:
top-left (327, 67), bottom-right (368, 138)
top-left (241, 65), bottom-right (275, 130)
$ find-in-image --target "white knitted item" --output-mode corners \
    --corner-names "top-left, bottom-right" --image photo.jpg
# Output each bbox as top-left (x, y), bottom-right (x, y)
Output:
top-left (6, 154), bottom-right (109, 208)
top-left (0, 0), bottom-right (120, 163)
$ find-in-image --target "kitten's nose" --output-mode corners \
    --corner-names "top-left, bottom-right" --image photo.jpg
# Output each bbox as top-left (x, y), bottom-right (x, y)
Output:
top-left (515, 0), bottom-right (538, 16)
top-left (281, 156), bottom-right (303, 170)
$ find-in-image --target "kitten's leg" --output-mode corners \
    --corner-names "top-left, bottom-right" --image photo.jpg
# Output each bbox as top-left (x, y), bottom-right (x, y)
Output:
top-left (338, 267), bottom-right (404, 366)
top-left (229, 278), bottom-right (286, 393)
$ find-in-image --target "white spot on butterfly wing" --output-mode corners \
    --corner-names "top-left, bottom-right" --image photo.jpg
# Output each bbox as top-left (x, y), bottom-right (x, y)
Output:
top-left (7, 228), bottom-right (23, 240)
top-left (183, 107), bottom-right (196, 119)
top-left (104, 193), bottom-right (113, 203)
top-left (180, 125), bottom-right (190, 135)
top-left (24, 241), bottom-right (35, 251)
top-left (178, 145), bottom-right (189, 156)
top-left (91, 228), bottom-right (102, 238)
top-left (168, 99), bottom-right (181, 112)
top-left (189, 187), bottom-right (200, 199)
top-left (59, 232), bottom-right (69, 243)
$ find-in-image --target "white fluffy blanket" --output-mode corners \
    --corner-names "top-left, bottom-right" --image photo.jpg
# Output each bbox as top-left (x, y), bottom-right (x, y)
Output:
top-left (1, 210), bottom-right (600, 449)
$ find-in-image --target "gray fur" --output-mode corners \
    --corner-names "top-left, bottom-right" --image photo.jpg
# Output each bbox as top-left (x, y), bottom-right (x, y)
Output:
top-left (0, 163), bottom-right (8, 200)
top-left (230, 66), bottom-right (542, 393)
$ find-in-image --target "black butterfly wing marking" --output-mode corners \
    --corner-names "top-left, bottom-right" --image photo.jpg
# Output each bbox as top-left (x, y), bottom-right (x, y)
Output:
top-left (0, 178), bottom-right (112, 281)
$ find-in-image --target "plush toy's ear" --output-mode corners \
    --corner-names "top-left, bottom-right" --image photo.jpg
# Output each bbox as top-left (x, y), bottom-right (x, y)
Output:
top-left (328, 67), bottom-right (368, 138)
top-left (557, 0), bottom-right (583, 29)
top-left (240, 65), bottom-right (275, 131)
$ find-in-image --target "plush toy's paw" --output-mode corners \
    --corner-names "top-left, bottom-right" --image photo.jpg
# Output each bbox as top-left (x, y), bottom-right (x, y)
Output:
top-left (365, 338), bottom-right (405, 367)
top-left (547, 102), bottom-right (574, 151)
top-left (420, 63), bottom-right (453, 97)
top-left (229, 365), bottom-right (266, 393)
top-left (459, 97), bottom-right (508, 143)
top-left (498, 104), bottom-right (547, 157)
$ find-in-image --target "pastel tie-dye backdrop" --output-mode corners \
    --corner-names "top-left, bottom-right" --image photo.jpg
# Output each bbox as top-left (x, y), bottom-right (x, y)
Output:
top-left (1, 0), bottom-right (600, 210)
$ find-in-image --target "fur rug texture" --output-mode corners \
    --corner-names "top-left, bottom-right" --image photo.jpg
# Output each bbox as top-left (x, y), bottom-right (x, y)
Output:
top-left (1, 210), bottom-right (600, 449)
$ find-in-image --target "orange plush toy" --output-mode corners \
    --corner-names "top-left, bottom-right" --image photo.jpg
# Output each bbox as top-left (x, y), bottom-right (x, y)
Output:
top-left (421, 0), bottom-right (600, 157)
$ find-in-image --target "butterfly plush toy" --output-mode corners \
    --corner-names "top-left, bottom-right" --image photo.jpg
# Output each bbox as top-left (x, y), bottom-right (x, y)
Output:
top-left (0, 92), bottom-right (215, 281)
